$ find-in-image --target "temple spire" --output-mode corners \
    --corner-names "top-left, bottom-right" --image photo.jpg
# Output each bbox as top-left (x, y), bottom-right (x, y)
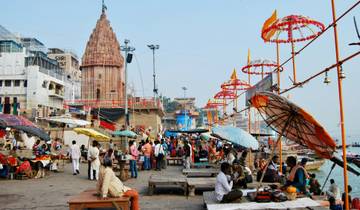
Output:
top-left (102, 0), bottom-right (107, 14)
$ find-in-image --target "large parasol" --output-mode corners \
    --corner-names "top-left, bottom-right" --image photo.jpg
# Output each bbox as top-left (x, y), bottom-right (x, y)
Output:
top-left (0, 114), bottom-right (50, 141)
top-left (113, 130), bottom-right (137, 139)
top-left (262, 14), bottom-right (325, 84)
top-left (211, 126), bottom-right (259, 150)
top-left (74, 128), bottom-right (110, 141)
top-left (214, 90), bottom-right (237, 119)
top-left (250, 91), bottom-right (336, 159)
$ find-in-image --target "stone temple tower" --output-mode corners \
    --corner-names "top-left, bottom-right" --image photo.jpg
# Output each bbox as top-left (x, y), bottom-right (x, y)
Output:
top-left (81, 5), bottom-right (124, 106)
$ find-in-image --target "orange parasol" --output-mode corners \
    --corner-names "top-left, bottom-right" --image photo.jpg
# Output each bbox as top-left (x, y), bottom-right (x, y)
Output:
top-left (250, 91), bottom-right (336, 159)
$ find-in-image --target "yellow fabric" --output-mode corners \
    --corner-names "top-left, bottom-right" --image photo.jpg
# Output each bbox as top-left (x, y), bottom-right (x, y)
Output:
top-left (230, 68), bottom-right (238, 80)
top-left (96, 166), bottom-right (131, 198)
top-left (262, 10), bottom-right (278, 40)
top-left (73, 128), bottom-right (110, 141)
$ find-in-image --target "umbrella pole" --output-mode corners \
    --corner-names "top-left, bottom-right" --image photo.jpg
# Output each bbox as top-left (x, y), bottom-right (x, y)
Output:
top-left (257, 116), bottom-right (292, 191)
top-left (320, 162), bottom-right (336, 193)
top-left (276, 42), bottom-right (283, 175)
top-left (331, 0), bottom-right (349, 209)
top-left (290, 26), bottom-right (297, 85)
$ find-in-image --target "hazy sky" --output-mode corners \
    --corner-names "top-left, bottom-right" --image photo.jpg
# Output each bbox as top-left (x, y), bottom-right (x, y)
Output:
top-left (1, 0), bottom-right (359, 138)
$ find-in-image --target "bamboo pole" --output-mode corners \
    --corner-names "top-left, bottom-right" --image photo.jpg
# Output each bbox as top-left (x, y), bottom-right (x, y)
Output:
top-left (276, 42), bottom-right (283, 174)
top-left (247, 49), bottom-right (251, 133)
top-left (330, 0), bottom-right (349, 209)
top-left (289, 26), bottom-right (297, 85)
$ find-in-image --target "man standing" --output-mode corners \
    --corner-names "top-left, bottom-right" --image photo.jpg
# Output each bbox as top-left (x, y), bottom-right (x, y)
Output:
top-left (154, 140), bottom-right (164, 171)
top-left (142, 139), bottom-right (152, 170)
top-left (70, 140), bottom-right (81, 175)
top-left (183, 140), bottom-right (192, 169)
top-left (215, 162), bottom-right (243, 203)
top-left (88, 141), bottom-right (100, 180)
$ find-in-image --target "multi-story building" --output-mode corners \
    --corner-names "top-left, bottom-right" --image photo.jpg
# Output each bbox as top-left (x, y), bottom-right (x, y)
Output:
top-left (0, 25), bottom-right (65, 118)
top-left (48, 48), bottom-right (81, 102)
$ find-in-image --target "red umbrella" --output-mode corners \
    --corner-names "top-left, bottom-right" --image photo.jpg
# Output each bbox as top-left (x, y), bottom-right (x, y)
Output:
top-left (262, 15), bottom-right (325, 84)
top-left (241, 59), bottom-right (283, 79)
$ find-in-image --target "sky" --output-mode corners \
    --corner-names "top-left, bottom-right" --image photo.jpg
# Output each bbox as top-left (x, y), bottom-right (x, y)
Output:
top-left (1, 0), bottom-right (359, 138)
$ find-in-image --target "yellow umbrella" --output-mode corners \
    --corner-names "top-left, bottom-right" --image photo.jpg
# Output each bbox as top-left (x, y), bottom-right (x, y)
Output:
top-left (73, 128), bottom-right (110, 141)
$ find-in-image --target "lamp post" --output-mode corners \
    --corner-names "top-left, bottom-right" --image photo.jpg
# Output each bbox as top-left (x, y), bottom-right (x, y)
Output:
top-left (147, 44), bottom-right (160, 101)
top-left (120, 39), bottom-right (135, 134)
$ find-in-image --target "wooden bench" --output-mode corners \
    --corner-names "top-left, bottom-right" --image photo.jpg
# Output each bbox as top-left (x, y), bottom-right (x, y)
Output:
top-left (187, 177), bottom-right (216, 196)
top-left (148, 175), bottom-right (187, 196)
top-left (166, 157), bottom-right (183, 165)
top-left (203, 191), bottom-right (329, 210)
top-left (183, 168), bottom-right (219, 177)
top-left (68, 189), bottom-right (130, 210)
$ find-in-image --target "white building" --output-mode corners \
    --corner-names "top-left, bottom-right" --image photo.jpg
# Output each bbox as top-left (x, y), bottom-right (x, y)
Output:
top-left (47, 48), bottom-right (81, 102)
top-left (0, 26), bottom-right (65, 118)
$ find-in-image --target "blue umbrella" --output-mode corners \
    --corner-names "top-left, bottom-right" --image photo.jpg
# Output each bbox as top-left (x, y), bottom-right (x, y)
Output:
top-left (211, 126), bottom-right (259, 150)
top-left (113, 130), bottom-right (137, 138)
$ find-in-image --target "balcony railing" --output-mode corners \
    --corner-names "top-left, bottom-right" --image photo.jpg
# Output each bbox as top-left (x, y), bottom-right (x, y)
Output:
top-left (64, 98), bottom-right (164, 111)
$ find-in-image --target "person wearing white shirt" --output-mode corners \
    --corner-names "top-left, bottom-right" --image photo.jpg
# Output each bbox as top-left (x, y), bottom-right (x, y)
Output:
top-left (154, 140), bottom-right (164, 171)
top-left (69, 140), bottom-right (81, 175)
top-left (215, 162), bottom-right (243, 203)
top-left (88, 141), bottom-right (101, 180)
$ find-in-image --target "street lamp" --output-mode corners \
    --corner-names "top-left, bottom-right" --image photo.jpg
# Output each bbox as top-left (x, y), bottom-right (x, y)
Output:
top-left (120, 39), bottom-right (135, 131)
top-left (147, 44), bottom-right (160, 99)
top-left (182, 86), bottom-right (187, 98)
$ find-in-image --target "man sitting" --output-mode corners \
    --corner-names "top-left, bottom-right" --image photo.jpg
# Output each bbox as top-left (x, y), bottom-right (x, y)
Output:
top-left (282, 156), bottom-right (308, 193)
top-left (215, 162), bottom-right (243, 203)
top-left (258, 155), bottom-right (281, 183)
top-left (96, 158), bottom-right (139, 210)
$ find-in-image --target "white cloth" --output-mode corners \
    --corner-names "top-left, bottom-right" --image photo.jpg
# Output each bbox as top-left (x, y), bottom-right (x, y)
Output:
top-left (72, 158), bottom-right (79, 173)
top-left (226, 153), bottom-right (235, 165)
top-left (327, 183), bottom-right (341, 200)
top-left (154, 144), bottom-right (164, 157)
top-left (70, 144), bottom-right (81, 159)
top-left (215, 171), bottom-right (233, 201)
top-left (88, 146), bottom-right (100, 170)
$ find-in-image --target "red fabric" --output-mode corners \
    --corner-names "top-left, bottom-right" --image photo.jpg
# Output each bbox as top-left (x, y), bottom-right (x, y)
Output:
top-left (16, 161), bottom-right (32, 177)
top-left (100, 120), bottom-right (115, 131)
top-left (124, 189), bottom-right (139, 210)
top-left (7, 156), bottom-right (17, 166)
top-left (0, 153), bottom-right (7, 164)
top-left (0, 130), bottom-right (5, 138)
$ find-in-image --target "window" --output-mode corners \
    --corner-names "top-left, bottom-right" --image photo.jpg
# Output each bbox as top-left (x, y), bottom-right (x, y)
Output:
top-left (24, 80), bottom-right (27, 87)
top-left (5, 80), bottom-right (11, 87)
top-left (14, 80), bottom-right (20, 87)
top-left (0, 80), bottom-right (2, 87)
top-left (96, 89), bottom-right (100, 100)
top-left (98, 74), bottom-right (102, 79)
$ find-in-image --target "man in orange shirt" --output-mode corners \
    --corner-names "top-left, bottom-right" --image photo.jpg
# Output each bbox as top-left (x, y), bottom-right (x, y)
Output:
top-left (142, 139), bottom-right (152, 170)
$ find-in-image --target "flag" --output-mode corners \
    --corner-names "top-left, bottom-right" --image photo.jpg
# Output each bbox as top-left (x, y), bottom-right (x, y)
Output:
top-left (230, 68), bottom-right (238, 80)
top-left (261, 10), bottom-right (278, 41)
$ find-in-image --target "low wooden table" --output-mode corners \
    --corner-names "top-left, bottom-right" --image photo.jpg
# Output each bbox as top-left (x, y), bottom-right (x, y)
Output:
top-left (183, 168), bottom-right (219, 177)
top-left (187, 177), bottom-right (216, 196)
top-left (148, 175), bottom-right (187, 196)
top-left (68, 190), bottom-right (130, 210)
top-left (166, 157), bottom-right (183, 165)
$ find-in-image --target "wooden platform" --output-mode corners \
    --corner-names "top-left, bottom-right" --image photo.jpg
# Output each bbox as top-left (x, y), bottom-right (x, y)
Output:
top-left (182, 168), bottom-right (219, 177)
top-left (166, 157), bottom-right (183, 165)
top-left (187, 177), bottom-right (216, 196)
top-left (68, 189), bottom-right (130, 210)
top-left (203, 191), bottom-right (328, 210)
top-left (148, 175), bottom-right (187, 196)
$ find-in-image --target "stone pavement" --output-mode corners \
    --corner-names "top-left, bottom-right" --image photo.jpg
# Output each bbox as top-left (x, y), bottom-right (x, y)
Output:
top-left (0, 163), bottom-right (204, 210)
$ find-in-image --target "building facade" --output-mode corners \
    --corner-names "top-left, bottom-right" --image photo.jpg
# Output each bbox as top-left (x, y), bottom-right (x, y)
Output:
top-left (48, 48), bottom-right (81, 102)
top-left (0, 25), bottom-right (65, 118)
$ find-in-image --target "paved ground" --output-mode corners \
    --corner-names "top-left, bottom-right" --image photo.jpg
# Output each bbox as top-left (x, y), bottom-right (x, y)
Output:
top-left (0, 163), bottom-right (204, 210)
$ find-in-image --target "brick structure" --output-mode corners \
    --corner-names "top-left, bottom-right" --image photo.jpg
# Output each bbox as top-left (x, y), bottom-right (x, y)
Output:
top-left (81, 9), bottom-right (124, 105)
